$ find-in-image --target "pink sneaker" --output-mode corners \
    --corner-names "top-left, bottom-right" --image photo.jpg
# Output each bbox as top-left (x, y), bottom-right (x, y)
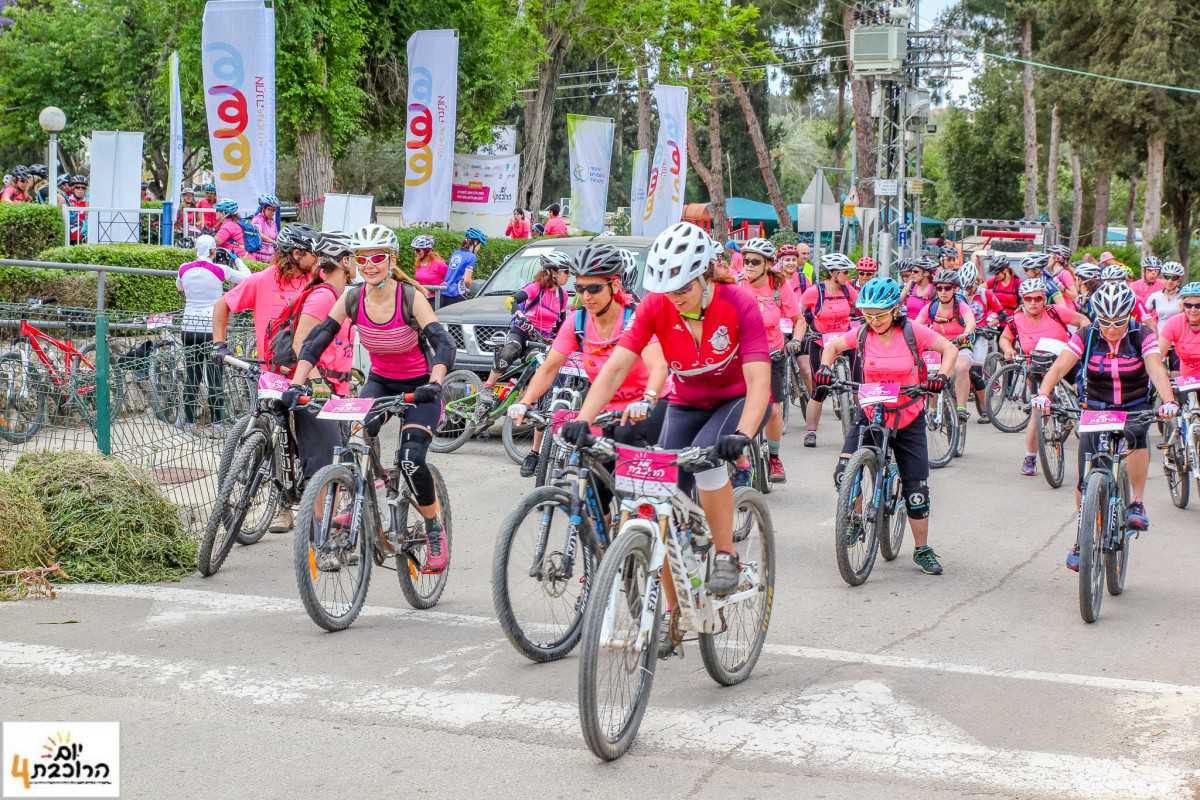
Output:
top-left (423, 518), bottom-right (449, 573)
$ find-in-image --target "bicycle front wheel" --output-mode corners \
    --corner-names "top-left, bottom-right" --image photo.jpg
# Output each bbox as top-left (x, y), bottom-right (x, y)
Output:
top-left (1077, 470), bottom-right (1109, 623)
top-left (926, 389), bottom-right (957, 469)
top-left (834, 448), bottom-right (881, 586)
top-left (878, 471), bottom-right (907, 562)
top-left (577, 526), bottom-right (663, 761)
top-left (986, 363), bottom-right (1031, 433)
top-left (197, 430), bottom-right (272, 576)
top-left (396, 464), bottom-right (453, 609)
top-left (698, 487), bottom-right (775, 686)
top-left (1036, 412), bottom-right (1066, 489)
top-left (431, 369), bottom-right (481, 453)
top-left (1164, 429), bottom-right (1190, 509)
top-left (1105, 468), bottom-right (1132, 597)
top-left (501, 414), bottom-right (537, 465)
top-left (294, 463), bottom-right (373, 631)
top-left (493, 485), bottom-right (598, 662)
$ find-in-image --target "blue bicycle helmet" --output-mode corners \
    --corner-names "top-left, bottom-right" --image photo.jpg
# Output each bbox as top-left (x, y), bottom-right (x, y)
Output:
top-left (215, 198), bottom-right (238, 215)
top-left (1181, 281), bottom-right (1200, 298)
top-left (258, 194), bottom-right (280, 208)
top-left (465, 227), bottom-right (488, 246)
top-left (856, 277), bottom-right (903, 310)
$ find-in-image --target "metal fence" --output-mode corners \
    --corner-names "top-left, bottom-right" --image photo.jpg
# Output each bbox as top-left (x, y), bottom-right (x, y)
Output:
top-left (63, 206), bottom-right (166, 246)
top-left (0, 259), bottom-right (256, 534)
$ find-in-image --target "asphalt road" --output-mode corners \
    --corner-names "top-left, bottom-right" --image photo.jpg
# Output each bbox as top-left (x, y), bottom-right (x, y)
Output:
top-left (3, 409), bottom-right (1200, 800)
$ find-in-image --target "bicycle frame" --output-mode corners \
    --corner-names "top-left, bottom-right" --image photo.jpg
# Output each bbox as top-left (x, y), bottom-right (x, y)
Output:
top-left (17, 319), bottom-right (94, 391)
top-left (849, 404), bottom-right (902, 527)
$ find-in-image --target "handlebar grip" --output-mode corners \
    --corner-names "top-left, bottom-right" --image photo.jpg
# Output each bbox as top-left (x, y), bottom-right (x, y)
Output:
top-left (222, 354), bottom-right (252, 370)
top-left (297, 395), bottom-right (311, 406)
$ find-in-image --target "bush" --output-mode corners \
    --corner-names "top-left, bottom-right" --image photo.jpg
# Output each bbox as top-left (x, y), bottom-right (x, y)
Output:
top-left (1073, 244), bottom-right (1140, 266)
top-left (11, 451), bottom-right (195, 583)
top-left (0, 471), bottom-right (52, 573)
top-left (0, 203), bottom-right (64, 259)
top-left (394, 226), bottom-right (527, 283)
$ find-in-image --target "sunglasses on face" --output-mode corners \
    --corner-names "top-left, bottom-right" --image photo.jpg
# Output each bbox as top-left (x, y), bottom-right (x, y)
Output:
top-left (1182, 302), bottom-right (1200, 311)
top-left (862, 309), bottom-right (893, 322)
top-left (1097, 316), bottom-right (1130, 328)
top-left (1023, 295), bottom-right (1046, 304)
top-left (668, 279), bottom-right (698, 297)
top-left (935, 284), bottom-right (956, 292)
top-left (355, 253), bottom-right (390, 265)
top-left (743, 257), bottom-right (766, 267)
top-left (575, 282), bottom-right (610, 296)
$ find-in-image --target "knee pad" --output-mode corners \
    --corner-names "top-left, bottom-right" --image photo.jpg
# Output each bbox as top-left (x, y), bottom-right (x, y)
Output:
top-left (694, 466), bottom-right (730, 492)
top-left (397, 428), bottom-right (436, 506)
top-left (495, 339), bottom-right (523, 371)
top-left (903, 480), bottom-right (930, 520)
top-left (969, 367), bottom-right (985, 392)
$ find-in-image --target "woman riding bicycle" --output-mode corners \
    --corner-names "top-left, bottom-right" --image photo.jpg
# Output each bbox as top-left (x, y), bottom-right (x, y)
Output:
top-left (1000, 276), bottom-right (1090, 477)
top-left (1034, 282), bottom-right (1179, 569)
top-left (508, 243), bottom-right (670, 477)
top-left (1131, 256), bottom-right (1164, 304)
top-left (987, 259), bottom-right (1021, 318)
top-left (958, 262), bottom-right (1003, 421)
top-left (916, 268), bottom-right (977, 421)
top-left (801, 252), bottom-right (858, 448)
top-left (854, 256), bottom-right (878, 290)
top-left (1073, 263), bottom-right (1101, 312)
top-left (1146, 261), bottom-right (1187, 339)
top-left (213, 199), bottom-right (248, 259)
top-left (1047, 244), bottom-right (1078, 304)
top-left (480, 251), bottom-right (572, 407)
top-left (562, 221), bottom-right (771, 597)
top-left (290, 232), bottom-right (357, 398)
top-left (900, 257), bottom-right (936, 320)
top-left (289, 223), bottom-right (457, 573)
top-left (817, 276), bottom-right (959, 575)
top-left (739, 237), bottom-right (806, 482)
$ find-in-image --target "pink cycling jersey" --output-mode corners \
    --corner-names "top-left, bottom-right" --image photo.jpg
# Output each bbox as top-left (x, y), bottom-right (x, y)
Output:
top-left (916, 296), bottom-right (976, 339)
top-left (354, 284), bottom-right (429, 380)
top-left (1159, 313), bottom-right (1200, 377)
top-left (414, 258), bottom-right (448, 298)
top-left (801, 281), bottom-right (858, 339)
top-left (518, 282), bottom-right (568, 335)
top-left (1007, 302), bottom-right (1076, 354)
top-left (904, 283), bottom-right (935, 320)
top-left (301, 286), bottom-right (356, 395)
top-left (222, 266), bottom-right (310, 366)
top-left (552, 307), bottom-right (660, 411)
top-left (838, 321), bottom-right (942, 429)
top-left (620, 283), bottom-right (770, 410)
top-left (1130, 278), bottom-right (1163, 304)
top-left (215, 218), bottom-right (247, 258)
top-left (742, 278), bottom-right (801, 352)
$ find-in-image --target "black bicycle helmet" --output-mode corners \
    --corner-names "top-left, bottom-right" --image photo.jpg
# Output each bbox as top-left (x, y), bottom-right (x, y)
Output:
top-left (570, 242), bottom-right (625, 277)
top-left (212, 247), bottom-right (237, 267)
top-left (277, 223), bottom-right (320, 253)
top-left (27, 164), bottom-right (47, 178)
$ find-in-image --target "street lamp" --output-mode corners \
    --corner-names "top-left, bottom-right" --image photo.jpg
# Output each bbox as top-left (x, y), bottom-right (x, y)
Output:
top-left (38, 106), bottom-right (66, 208)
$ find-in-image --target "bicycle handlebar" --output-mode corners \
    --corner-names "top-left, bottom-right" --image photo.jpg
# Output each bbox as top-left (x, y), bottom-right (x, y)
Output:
top-left (581, 436), bottom-right (725, 472)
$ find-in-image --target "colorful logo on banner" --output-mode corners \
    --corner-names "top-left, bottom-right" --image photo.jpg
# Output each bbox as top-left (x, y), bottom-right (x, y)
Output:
top-left (402, 29), bottom-right (459, 225)
top-left (206, 44), bottom-right (255, 181)
top-left (643, 84), bottom-right (688, 235)
top-left (405, 66), bottom-right (438, 188)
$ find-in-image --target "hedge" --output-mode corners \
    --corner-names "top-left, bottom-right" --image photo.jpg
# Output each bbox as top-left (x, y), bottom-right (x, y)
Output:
top-left (0, 203), bottom-right (64, 259)
top-left (394, 227), bottom-right (526, 282)
top-left (0, 244), bottom-right (190, 313)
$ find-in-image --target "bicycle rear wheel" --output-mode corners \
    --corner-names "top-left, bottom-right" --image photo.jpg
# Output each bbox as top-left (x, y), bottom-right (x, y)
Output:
top-left (698, 487), bottom-right (775, 686)
top-left (926, 390), bottom-right (956, 469)
top-left (502, 414), bottom-right (537, 465)
top-left (986, 363), bottom-right (1031, 433)
top-left (1036, 412), bottom-right (1066, 489)
top-left (294, 463), bottom-right (373, 631)
top-left (577, 526), bottom-right (662, 761)
top-left (1164, 430), bottom-right (1190, 509)
top-left (1077, 470), bottom-right (1109, 623)
top-left (431, 369), bottom-right (480, 453)
top-left (396, 464), bottom-right (453, 609)
top-left (0, 353), bottom-right (46, 444)
top-left (492, 486), bottom-right (598, 662)
top-left (787, 358), bottom-right (809, 420)
top-left (834, 448), bottom-right (881, 586)
top-left (1105, 469), bottom-right (1132, 597)
top-left (197, 430), bottom-right (273, 576)
top-left (148, 343), bottom-right (183, 425)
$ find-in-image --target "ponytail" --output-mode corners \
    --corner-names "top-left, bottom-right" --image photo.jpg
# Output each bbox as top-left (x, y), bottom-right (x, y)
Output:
top-left (390, 263), bottom-right (425, 291)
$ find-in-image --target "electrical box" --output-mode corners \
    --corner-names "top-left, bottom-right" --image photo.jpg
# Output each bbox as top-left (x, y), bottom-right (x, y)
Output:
top-left (851, 26), bottom-right (906, 78)
top-left (906, 88), bottom-right (930, 128)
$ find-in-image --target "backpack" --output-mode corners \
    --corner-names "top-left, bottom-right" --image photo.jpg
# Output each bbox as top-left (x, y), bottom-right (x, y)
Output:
top-left (521, 284), bottom-right (568, 327)
top-left (264, 284), bottom-right (338, 373)
top-left (238, 219), bottom-right (262, 253)
top-left (574, 305), bottom-right (635, 350)
top-left (855, 317), bottom-right (927, 385)
top-left (806, 281), bottom-right (854, 330)
top-left (927, 294), bottom-right (966, 328)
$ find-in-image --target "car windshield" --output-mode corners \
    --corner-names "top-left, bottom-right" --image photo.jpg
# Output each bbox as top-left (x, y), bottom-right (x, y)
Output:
top-left (480, 242), bottom-right (649, 296)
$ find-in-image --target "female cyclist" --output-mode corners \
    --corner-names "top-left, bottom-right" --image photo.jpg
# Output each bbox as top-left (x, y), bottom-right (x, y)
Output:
top-left (1146, 261), bottom-right (1186, 333)
top-left (987, 259), bottom-right (1021, 318)
top-left (1047, 244), bottom-right (1078, 303)
top-left (1018, 253), bottom-right (1065, 304)
top-left (1034, 282), bottom-right (1179, 566)
top-left (1000, 277), bottom-right (1090, 477)
top-left (1073, 263), bottom-right (1101, 312)
top-left (854, 256), bottom-right (878, 290)
top-left (410, 234), bottom-right (448, 300)
top-left (818, 276), bottom-right (959, 575)
top-left (508, 243), bottom-right (670, 477)
top-left (213, 199), bottom-right (247, 258)
top-left (479, 251), bottom-right (571, 407)
top-left (290, 232), bottom-right (357, 398)
top-left (916, 268), bottom-right (977, 420)
top-left (563, 221), bottom-right (771, 596)
top-left (1158, 281), bottom-right (1200, 378)
top-left (250, 195), bottom-right (280, 264)
top-left (442, 228), bottom-right (487, 307)
top-left (739, 238), bottom-right (806, 481)
top-left (289, 224), bottom-right (457, 572)
top-left (901, 257), bottom-right (936, 320)
top-left (1130, 256), bottom-right (1163, 304)
top-left (959, 262), bottom-right (1003, 420)
top-left (801, 252), bottom-right (858, 448)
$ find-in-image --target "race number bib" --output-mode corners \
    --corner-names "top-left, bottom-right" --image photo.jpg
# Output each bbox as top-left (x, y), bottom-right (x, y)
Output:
top-left (257, 372), bottom-right (292, 400)
top-left (1079, 410), bottom-right (1127, 433)
top-left (858, 382), bottom-right (900, 407)
top-left (317, 397), bottom-right (376, 421)
top-left (614, 447), bottom-right (678, 498)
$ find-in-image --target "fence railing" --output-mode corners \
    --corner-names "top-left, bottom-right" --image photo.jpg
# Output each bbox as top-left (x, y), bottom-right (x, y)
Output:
top-left (63, 206), bottom-right (165, 246)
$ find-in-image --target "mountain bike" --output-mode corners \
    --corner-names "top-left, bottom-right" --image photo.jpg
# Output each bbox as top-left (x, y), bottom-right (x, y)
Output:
top-left (433, 339), bottom-right (550, 455)
top-left (196, 357), bottom-right (298, 576)
top-left (1035, 388), bottom-right (1081, 489)
top-left (576, 436), bottom-right (775, 761)
top-left (1061, 406), bottom-right (1159, 623)
top-left (294, 393), bottom-right (453, 631)
top-left (831, 380), bottom-right (919, 586)
top-left (506, 352), bottom-right (592, 467)
top-left (492, 410), bottom-right (621, 662)
top-left (829, 352), bottom-right (856, 438)
top-left (986, 346), bottom-right (1067, 433)
top-left (784, 347), bottom-right (810, 424)
top-left (1161, 378), bottom-right (1200, 509)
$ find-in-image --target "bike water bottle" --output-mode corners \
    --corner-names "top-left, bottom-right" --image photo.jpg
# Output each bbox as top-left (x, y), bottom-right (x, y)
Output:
top-left (675, 527), bottom-right (703, 592)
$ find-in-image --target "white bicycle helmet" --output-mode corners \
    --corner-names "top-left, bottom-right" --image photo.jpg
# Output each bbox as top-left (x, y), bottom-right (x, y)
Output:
top-left (822, 252), bottom-right (854, 273)
top-left (351, 223), bottom-right (399, 252)
top-left (618, 248), bottom-right (638, 278)
top-left (1048, 243), bottom-right (1072, 259)
top-left (1020, 252), bottom-right (1050, 272)
top-left (1101, 264), bottom-right (1129, 282)
top-left (1161, 260), bottom-right (1186, 278)
top-left (1090, 281), bottom-right (1136, 318)
top-left (540, 250), bottom-right (573, 270)
top-left (741, 237), bottom-right (776, 260)
top-left (643, 222), bottom-right (715, 293)
top-left (1074, 263), bottom-right (1101, 281)
top-left (957, 262), bottom-right (979, 288)
top-left (410, 233), bottom-right (436, 250)
top-left (1018, 277), bottom-right (1048, 297)
top-left (1140, 255), bottom-right (1162, 270)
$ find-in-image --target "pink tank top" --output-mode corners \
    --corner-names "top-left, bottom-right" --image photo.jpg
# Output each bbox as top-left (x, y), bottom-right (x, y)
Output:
top-left (355, 284), bottom-right (429, 380)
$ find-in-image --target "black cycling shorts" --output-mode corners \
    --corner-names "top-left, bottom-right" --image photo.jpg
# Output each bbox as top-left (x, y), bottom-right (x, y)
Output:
top-left (1075, 404), bottom-right (1150, 491)
top-left (770, 354), bottom-right (787, 404)
top-left (360, 372), bottom-right (442, 431)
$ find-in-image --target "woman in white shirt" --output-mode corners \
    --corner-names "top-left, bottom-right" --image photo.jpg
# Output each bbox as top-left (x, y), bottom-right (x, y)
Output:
top-left (176, 235), bottom-right (251, 427)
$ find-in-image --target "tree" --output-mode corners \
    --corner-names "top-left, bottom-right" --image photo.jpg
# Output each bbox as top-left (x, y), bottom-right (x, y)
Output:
top-left (938, 66), bottom-right (1024, 220)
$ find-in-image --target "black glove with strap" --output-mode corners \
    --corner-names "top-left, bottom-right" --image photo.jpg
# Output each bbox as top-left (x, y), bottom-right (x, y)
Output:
top-left (209, 341), bottom-right (232, 367)
top-left (814, 365), bottom-right (835, 387)
top-left (560, 420), bottom-right (593, 447)
top-left (715, 432), bottom-right (750, 462)
top-left (924, 373), bottom-right (949, 394)
top-left (412, 382), bottom-right (443, 404)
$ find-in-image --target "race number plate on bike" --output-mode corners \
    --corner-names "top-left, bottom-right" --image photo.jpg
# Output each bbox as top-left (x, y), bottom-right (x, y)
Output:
top-left (858, 382), bottom-right (900, 407)
top-left (145, 313), bottom-right (174, 330)
top-left (317, 398), bottom-right (376, 421)
top-left (560, 353), bottom-right (588, 379)
top-left (1176, 375), bottom-right (1200, 392)
top-left (1034, 337), bottom-right (1067, 356)
top-left (1079, 410), bottom-right (1127, 433)
top-left (614, 447), bottom-right (678, 498)
top-left (550, 409), bottom-right (578, 433)
top-left (921, 351), bottom-right (941, 370)
top-left (257, 372), bottom-right (292, 400)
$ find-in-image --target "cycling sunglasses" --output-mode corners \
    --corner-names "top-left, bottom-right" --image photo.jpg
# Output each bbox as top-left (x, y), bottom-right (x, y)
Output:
top-left (743, 257), bottom-right (767, 267)
top-left (575, 282), bottom-right (611, 296)
top-left (1096, 316), bottom-right (1130, 328)
top-left (1022, 294), bottom-right (1046, 304)
top-left (1181, 301), bottom-right (1200, 311)
top-left (861, 309), bottom-right (894, 322)
top-left (354, 253), bottom-right (390, 265)
top-left (935, 284), bottom-right (957, 291)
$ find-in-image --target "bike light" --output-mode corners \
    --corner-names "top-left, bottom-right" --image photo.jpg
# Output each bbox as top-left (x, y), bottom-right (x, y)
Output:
top-left (637, 504), bottom-right (656, 520)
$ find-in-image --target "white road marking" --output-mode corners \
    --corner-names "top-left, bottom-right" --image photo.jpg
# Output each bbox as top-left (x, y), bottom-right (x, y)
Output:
top-left (50, 583), bottom-right (1200, 699)
top-left (0, 639), bottom-right (1192, 800)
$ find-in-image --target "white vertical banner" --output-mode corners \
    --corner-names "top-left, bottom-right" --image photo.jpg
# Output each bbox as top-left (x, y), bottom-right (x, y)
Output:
top-left (629, 149), bottom-right (649, 236)
top-left (451, 153), bottom-right (519, 215)
top-left (322, 193), bottom-right (375, 232)
top-left (87, 131), bottom-right (144, 244)
top-left (402, 29), bottom-right (459, 224)
top-left (201, 0), bottom-right (276, 214)
top-left (167, 51), bottom-right (184, 212)
top-left (566, 114), bottom-right (615, 234)
top-left (643, 83), bottom-right (688, 238)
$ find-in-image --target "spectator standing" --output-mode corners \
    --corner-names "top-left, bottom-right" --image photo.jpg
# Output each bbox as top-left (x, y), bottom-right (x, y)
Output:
top-left (442, 228), bottom-right (487, 306)
top-left (67, 176), bottom-right (88, 244)
top-left (505, 208), bottom-right (532, 239)
top-left (1, 167), bottom-right (31, 203)
top-left (197, 184), bottom-right (217, 230)
top-left (542, 203), bottom-right (569, 236)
